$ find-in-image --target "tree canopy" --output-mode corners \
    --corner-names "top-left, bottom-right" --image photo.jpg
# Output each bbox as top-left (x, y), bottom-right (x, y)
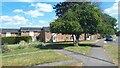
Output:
top-left (50, 2), bottom-right (117, 45)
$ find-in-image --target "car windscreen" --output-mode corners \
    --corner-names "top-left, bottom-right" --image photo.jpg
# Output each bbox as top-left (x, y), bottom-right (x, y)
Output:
top-left (106, 36), bottom-right (112, 38)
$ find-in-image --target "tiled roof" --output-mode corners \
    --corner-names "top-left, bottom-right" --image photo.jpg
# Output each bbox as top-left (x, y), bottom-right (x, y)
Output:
top-left (20, 27), bottom-right (41, 32)
top-left (42, 27), bottom-right (50, 32)
top-left (1, 28), bottom-right (19, 33)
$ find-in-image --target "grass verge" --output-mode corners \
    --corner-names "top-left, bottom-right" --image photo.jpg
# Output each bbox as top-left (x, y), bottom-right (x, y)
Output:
top-left (58, 62), bottom-right (83, 66)
top-left (2, 50), bottom-right (71, 66)
top-left (103, 45), bottom-right (118, 65)
top-left (2, 48), bottom-right (43, 56)
top-left (64, 46), bottom-right (91, 55)
top-left (79, 40), bottom-right (96, 43)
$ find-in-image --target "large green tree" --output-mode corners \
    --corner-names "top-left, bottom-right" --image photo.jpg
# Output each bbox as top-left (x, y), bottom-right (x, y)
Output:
top-left (50, 2), bottom-right (102, 45)
top-left (50, 2), bottom-right (117, 45)
top-left (50, 9), bottom-right (83, 46)
top-left (102, 13), bottom-right (117, 36)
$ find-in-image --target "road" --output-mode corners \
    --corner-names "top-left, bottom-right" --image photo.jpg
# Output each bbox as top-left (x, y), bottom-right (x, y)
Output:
top-left (104, 36), bottom-right (120, 46)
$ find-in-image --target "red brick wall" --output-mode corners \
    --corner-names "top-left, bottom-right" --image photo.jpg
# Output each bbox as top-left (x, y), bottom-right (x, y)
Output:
top-left (21, 32), bottom-right (29, 36)
top-left (11, 33), bottom-right (17, 36)
top-left (2, 33), bottom-right (6, 37)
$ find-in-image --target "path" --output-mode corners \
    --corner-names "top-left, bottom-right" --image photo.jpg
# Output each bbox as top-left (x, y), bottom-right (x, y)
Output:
top-left (37, 39), bottom-right (117, 67)
top-left (85, 39), bottom-right (115, 66)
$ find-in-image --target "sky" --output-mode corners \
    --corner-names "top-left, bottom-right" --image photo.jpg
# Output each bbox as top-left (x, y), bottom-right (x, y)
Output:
top-left (0, 0), bottom-right (120, 29)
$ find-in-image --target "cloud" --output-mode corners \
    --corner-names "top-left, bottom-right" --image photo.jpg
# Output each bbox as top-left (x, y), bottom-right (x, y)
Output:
top-left (31, 3), bottom-right (53, 12)
top-left (104, 0), bottom-right (120, 17)
top-left (13, 9), bottom-right (23, 13)
top-left (104, 1), bottom-right (120, 29)
top-left (1, 15), bottom-right (31, 25)
top-left (39, 20), bottom-right (47, 24)
top-left (12, 3), bottom-right (53, 18)
top-left (24, 10), bottom-right (44, 18)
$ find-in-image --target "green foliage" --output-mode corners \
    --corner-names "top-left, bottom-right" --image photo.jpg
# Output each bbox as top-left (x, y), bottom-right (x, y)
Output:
top-left (51, 2), bottom-right (117, 41)
top-left (51, 2), bottom-right (103, 43)
top-left (2, 42), bottom-right (45, 53)
top-left (2, 37), bottom-right (16, 44)
top-left (18, 42), bottom-right (28, 49)
top-left (29, 41), bottom-right (44, 48)
top-left (100, 13), bottom-right (117, 36)
top-left (2, 36), bottom-right (32, 45)
top-left (2, 45), bottom-right (10, 53)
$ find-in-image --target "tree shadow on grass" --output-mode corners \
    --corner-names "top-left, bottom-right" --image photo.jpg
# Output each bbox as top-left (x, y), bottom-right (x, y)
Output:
top-left (38, 43), bottom-right (101, 50)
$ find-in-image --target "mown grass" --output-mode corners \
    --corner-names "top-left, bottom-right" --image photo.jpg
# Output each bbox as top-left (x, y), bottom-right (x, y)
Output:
top-left (0, 57), bottom-right (1, 68)
top-left (103, 45), bottom-right (118, 65)
top-left (2, 48), bottom-right (43, 56)
top-left (58, 62), bottom-right (83, 66)
top-left (64, 45), bottom-right (91, 55)
top-left (2, 50), bottom-right (71, 66)
top-left (79, 40), bottom-right (96, 43)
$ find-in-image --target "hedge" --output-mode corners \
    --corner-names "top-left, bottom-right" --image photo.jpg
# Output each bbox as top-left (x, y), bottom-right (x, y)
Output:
top-left (2, 36), bottom-right (32, 45)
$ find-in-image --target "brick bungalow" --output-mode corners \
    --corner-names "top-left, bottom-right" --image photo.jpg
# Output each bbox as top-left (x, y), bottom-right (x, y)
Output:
top-left (1, 28), bottom-right (19, 37)
top-left (40, 27), bottom-right (100, 42)
top-left (1, 27), bottom-right (100, 42)
top-left (20, 27), bottom-right (41, 41)
top-left (40, 27), bottom-right (73, 42)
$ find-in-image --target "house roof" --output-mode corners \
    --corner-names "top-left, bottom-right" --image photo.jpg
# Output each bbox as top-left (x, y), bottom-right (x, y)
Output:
top-left (20, 27), bottom-right (41, 32)
top-left (42, 27), bottom-right (50, 32)
top-left (1, 28), bottom-right (19, 33)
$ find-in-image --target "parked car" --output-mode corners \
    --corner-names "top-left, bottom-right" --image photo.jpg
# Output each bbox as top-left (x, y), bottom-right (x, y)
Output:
top-left (105, 36), bottom-right (113, 41)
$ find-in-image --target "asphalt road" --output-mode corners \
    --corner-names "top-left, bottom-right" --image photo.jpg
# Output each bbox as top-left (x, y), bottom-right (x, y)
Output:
top-left (104, 36), bottom-right (120, 46)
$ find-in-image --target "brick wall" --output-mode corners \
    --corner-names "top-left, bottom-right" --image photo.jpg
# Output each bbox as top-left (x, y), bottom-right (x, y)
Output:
top-left (1, 33), bottom-right (6, 37)
top-left (11, 33), bottom-right (17, 36)
top-left (21, 32), bottom-right (29, 36)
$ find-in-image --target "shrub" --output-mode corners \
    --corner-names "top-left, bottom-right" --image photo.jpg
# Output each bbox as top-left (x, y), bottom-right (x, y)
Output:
top-left (2, 36), bottom-right (32, 45)
top-left (29, 41), bottom-right (44, 48)
top-left (37, 42), bottom-right (44, 47)
top-left (15, 36), bottom-right (32, 44)
top-left (1, 45), bottom-right (10, 53)
top-left (17, 41), bottom-right (28, 49)
top-left (2, 37), bottom-right (16, 44)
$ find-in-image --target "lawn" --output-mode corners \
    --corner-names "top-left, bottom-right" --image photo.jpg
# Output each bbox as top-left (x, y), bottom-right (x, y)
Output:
top-left (2, 48), bottom-right (44, 56)
top-left (2, 41), bottom-right (93, 66)
top-left (0, 58), bottom-right (1, 68)
top-left (64, 45), bottom-right (92, 55)
top-left (2, 50), bottom-right (71, 66)
top-left (103, 45), bottom-right (118, 65)
top-left (58, 62), bottom-right (83, 66)
top-left (79, 40), bottom-right (97, 43)
top-left (40, 43), bottom-right (92, 55)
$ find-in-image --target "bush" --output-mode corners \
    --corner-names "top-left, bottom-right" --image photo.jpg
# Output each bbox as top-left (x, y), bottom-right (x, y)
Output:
top-left (29, 41), bottom-right (44, 48)
top-left (36, 42), bottom-right (44, 48)
top-left (1, 45), bottom-right (10, 53)
top-left (2, 37), bottom-right (16, 44)
top-left (2, 36), bottom-right (32, 45)
top-left (17, 41), bottom-right (28, 49)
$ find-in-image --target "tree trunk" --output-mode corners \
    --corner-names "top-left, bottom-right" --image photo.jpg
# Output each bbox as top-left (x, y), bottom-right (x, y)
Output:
top-left (72, 34), bottom-right (75, 44)
top-left (84, 32), bottom-right (87, 40)
top-left (75, 34), bottom-right (80, 46)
